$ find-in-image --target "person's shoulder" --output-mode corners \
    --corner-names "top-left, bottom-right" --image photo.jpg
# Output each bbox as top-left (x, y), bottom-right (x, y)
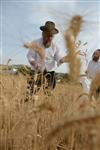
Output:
top-left (98, 61), bottom-right (100, 65)
top-left (51, 40), bottom-right (59, 51)
top-left (88, 60), bottom-right (93, 64)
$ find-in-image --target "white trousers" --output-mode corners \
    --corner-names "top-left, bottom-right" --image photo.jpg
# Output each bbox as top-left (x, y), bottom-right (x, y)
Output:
top-left (80, 76), bottom-right (92, 93)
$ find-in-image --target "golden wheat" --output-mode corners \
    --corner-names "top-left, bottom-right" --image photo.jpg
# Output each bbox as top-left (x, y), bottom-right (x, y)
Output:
top-left (64, 15), bottom-right (83, 81)
top-left (90, 72), bottom-right (100, 99)
top-left (1, 73), bottom-right (100, 149)
top-left (25, 42), bottom-right (45, 60)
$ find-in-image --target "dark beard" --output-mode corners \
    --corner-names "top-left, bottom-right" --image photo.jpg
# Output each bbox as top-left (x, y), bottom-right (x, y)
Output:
top-left (93, 57), bottom-right (99, 62)
top-left (43, 41), bottom-right (51, 48)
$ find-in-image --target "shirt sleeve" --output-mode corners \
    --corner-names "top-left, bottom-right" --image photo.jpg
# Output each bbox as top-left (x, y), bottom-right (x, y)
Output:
top-left (87, 61), bottom-right (91, 72)
top-left (99, 62), bottom-right (100, 71)
top-left (54, 45), bottom-right (63, 66)
top-left (27, 49), bottom-right (36, 63)
top-left (26, 40), bottom-right (39, 62)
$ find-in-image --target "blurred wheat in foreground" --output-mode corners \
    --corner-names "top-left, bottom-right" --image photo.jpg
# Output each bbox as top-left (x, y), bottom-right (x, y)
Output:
top-left (63, 15), bottom-right (83, 82)
top-left (0, 73), bottom-right (100, 150)
top-left (90, 72), bottom-right (100, 99)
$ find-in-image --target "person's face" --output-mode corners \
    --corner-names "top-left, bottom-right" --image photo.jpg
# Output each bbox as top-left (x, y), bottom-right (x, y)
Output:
top-left (42, 31), bottom-right (54, 48)
top-left (92, 50), bottom-right (100, 62)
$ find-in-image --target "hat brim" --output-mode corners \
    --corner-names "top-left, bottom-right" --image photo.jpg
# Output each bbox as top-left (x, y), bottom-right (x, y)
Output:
top-left (40, 26), bottom-right (59, 34)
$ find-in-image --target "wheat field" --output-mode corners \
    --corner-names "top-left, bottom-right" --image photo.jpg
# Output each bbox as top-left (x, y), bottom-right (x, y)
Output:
top-left (1, 14), bottom-right (100, 150)
top-left (0, 73), bottom-right (100, 150)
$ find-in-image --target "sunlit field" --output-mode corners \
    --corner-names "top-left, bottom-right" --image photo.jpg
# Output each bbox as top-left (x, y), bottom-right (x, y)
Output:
top-left (1, 1), bottom-right (100, 148)
top-left (0, 72), bottom-right (100, 150)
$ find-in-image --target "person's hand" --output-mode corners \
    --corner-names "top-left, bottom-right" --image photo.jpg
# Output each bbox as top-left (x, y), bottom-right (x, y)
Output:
top-left (59, 55), bottom-right (70, 64)
top-left (74, 50), bottom-right (82, 56)
top-left (30, 61), bottom-right (39, 69)
top-left (59, 58), bottom-right (64, 64)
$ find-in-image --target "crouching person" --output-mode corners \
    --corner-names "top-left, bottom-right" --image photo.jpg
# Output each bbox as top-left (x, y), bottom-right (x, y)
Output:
top-left (24, 21), bottom-right (68, 101)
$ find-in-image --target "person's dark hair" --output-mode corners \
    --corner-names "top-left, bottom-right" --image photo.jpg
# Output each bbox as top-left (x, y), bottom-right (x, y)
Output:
top-left (92, 49), bottom-right (100, 62)
top-left (97, 49), bottom-right (100, 52)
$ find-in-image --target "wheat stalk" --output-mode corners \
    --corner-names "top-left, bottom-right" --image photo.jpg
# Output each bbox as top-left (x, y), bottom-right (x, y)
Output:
top-left (47, 112), bottom-right (100, 143)
top-left (25, 42), bottom-right (45, 60)
top-left (90, 72), bottom-right (100, 99)
top-left (64, 15), bottom-right (83, 81)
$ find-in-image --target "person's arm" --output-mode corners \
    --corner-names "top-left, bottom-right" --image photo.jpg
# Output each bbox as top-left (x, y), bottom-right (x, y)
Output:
top-left (55, 43), bottom-right (81, 65)
top-left (54, 40), bottom-right (82, 67)
top-left (54, 44), bottom-right (68, 66)
top-left (59, 55), bottom-right (70, 64)
top-left (24, 42), bottom-right (45, 60)
top-left (27, 50), bottom-right (39, 70)
top-left (85, 61), bottom-right (92, 77)
top-left (29, 60), bottom-right (38, 69)
top-left (60, 50), bottom-right (81, 64)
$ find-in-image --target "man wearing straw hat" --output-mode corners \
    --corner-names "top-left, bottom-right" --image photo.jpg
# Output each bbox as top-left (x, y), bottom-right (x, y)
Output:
top-left (24, 21), bottom-right (66, 90)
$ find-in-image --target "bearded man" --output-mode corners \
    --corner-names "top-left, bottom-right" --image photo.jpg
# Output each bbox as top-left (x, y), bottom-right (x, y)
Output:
top-left (80, 49), bottom-right (100, 93)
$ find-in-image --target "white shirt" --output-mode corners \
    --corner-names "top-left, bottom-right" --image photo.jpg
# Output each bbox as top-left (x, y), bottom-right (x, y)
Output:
top-left (80, 60), bottom-right (100, 93)
top-left (27, 38), bottom-right (63, 71)
top-left (87, 60), bottom-right (100, 79)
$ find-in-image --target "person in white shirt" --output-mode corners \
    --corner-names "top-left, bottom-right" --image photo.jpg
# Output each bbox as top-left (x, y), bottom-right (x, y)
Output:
top-left (80, 49), bottom-right (100, 93)
top-left (24, 21), bottom-right (69, 90)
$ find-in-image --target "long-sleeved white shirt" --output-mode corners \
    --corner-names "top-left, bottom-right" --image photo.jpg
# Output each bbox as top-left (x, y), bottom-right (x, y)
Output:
top-left (27, 38), bottom-right (63, 71)
top-left (80, 60), bottom-right (100, 93)
top-left (87, 60), bottom-right (100, 79)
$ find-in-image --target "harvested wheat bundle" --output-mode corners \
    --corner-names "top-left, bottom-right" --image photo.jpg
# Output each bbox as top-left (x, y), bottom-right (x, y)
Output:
top-left (64, 15), bottom-right (83, 81)
top-left (24, 42), bottom-right (45, 60)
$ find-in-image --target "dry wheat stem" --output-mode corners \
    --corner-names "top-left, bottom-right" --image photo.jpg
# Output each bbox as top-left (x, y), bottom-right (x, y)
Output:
top-left (47, 112), bottom-right (100, 142)
top-left (64, 15), bottom-right (83, 81)
top-left (55, 144), bottom-right (68, 150)
top-left (26, 42), bottom-right (45, 60)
